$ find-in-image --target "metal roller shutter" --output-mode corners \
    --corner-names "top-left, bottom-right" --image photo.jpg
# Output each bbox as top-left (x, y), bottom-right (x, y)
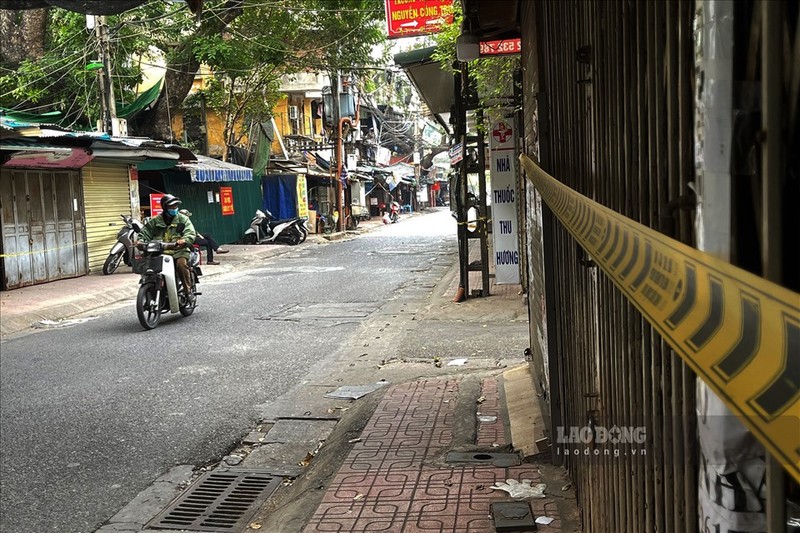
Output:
top-left (82, 161), bottom-right (131, 272)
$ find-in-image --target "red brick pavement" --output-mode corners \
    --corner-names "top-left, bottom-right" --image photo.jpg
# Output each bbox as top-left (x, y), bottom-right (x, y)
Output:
top-left (304, 379), bottom-right (562, 532)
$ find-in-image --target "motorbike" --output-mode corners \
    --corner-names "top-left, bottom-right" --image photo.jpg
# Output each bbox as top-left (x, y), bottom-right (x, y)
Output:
top-left (103, 214), bottom-right (144, 275)
top-left (244, 209), bottom-right (307, 245)
top-left (389, 201), bottom-right (400, 223)
top-left (134, 241), bottom-right (201, 330)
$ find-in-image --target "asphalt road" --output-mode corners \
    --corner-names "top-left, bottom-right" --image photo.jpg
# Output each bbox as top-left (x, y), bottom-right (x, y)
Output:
top-left (0, 210), bottom-right (458, 533)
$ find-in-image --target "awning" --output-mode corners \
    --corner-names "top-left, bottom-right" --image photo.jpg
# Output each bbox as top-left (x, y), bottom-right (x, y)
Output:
top-left (393, 46), bottom-right (454, 134)
top-left (175, 155), bottom-right (253, 182)
top-left (117, 78), bottom-right (162, 120)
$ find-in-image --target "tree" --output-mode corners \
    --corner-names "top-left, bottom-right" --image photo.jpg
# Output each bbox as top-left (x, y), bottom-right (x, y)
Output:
top-left (0, 0), bottom-right (387, 147)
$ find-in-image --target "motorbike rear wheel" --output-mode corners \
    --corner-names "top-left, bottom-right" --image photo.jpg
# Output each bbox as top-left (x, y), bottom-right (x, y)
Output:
top-left (102, 251), bottom-right (123, 275)
top-left (136, 282), bottom-right (161, 330)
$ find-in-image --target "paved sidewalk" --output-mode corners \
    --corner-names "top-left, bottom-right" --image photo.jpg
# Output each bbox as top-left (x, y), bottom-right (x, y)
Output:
top-left (303, 377), bottom-right (571, 532)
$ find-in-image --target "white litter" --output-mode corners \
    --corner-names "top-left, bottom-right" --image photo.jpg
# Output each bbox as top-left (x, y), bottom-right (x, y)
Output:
top-left (489, 479), bottom-right (547, 500)
top-left (535, 516), bottom-right (555, 525)
top-left (447, 358), bottom-right (468, 366)
top-left (33, 316), bottom-right (99, 329)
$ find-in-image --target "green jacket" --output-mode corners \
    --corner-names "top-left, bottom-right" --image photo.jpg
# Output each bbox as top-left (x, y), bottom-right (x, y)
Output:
top-left (139, 213), bottom-right (196, 259)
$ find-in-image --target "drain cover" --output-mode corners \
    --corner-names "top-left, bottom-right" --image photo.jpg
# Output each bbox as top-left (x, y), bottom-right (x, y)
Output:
top-left (446, 451), bottom-right (521, 467)
top-left (147, 470), bottom-right (281, 531)
top-left (491, 501), bottom-right (536, 531)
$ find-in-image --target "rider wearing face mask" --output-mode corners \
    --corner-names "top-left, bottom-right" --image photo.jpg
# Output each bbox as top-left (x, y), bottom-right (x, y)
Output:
top-left (138, 194), bottom-right (197, 300)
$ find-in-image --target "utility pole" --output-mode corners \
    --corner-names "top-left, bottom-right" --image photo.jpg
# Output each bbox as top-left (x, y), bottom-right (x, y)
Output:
top-left (94, 15), bottom-right (117, 135)
top-left (332, 70), bottom-right (344, 232)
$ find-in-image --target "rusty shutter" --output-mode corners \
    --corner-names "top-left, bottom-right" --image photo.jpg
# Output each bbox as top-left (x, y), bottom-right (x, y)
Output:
top-left (82, 161), bottom-right (131, 272)
top-left (1, 168), bottom-right (87, 289)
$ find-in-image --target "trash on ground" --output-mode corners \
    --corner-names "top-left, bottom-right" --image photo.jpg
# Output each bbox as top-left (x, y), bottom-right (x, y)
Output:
top-left (33, 316), bottom-right (98, 329)
top-left (535, 516), bottom-right (555, 525)
top-left (298, 452), bottom-right (314, 467)
top-left (478, 415), bottom-right (497, 423)
top-left (348, 438), bottom-right (362, 443)
top-left (353, 493), bottom-right (365, 500)
top-left (448, 358), bottom-right (468, 366)
top-left (249, 523), bottom-right (262, 530)
top-left (325, 382), bottom-right (389, 400)
top-left (223, 455), bottom-right (243, 466)
top-left (476, 396), bottom-right (486, 404)
top-left (490, 479), bottom-right (547, 500)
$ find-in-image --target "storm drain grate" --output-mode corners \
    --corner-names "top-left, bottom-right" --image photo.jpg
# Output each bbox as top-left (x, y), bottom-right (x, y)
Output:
top-left (147, 470), bottom-right (281, 531)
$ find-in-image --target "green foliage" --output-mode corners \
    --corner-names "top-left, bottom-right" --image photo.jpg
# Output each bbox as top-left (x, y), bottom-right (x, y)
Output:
top-left (430, 2), bottom-right (520, 118)
top-left (0, 0), bottom-right (387, 138)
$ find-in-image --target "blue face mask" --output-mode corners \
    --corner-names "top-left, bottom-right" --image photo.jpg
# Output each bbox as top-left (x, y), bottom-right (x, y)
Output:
top-left (166, 208), bottom-right (178, 216)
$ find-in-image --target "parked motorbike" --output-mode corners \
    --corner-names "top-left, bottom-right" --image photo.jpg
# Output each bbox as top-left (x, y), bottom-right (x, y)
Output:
top-left (389, 201), bottom-right (401, 223)
top-left (134, 241), bottom-right (201, 330)
top-left (244, 209), bottom-right (306, 245)
top-left (103, 214), bottom-right (144, 275)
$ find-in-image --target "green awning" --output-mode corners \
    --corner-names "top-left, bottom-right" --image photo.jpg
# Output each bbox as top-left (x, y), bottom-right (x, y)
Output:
top-left (0, 77), bottom-right (162, 125)
top-left (0, 108), bottom-right (63, 124)
top-left (117, 79), bottom-right (163, 119)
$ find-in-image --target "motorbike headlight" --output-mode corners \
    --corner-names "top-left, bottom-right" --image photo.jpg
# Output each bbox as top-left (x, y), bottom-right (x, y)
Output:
top-left (146, 242), bottom-right (161, 253)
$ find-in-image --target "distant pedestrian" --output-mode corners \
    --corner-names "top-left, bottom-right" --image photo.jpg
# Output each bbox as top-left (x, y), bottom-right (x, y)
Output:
top-left (179, 209), bottom-right (229, 265)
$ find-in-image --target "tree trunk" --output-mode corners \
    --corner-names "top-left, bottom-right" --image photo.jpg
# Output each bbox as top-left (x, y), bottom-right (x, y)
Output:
top-left (134, 46), bottom-right (200, 142)
top-left (130, 0), bottom-right (244, 143)
top-left (0, 9), bottom-right (48, 68)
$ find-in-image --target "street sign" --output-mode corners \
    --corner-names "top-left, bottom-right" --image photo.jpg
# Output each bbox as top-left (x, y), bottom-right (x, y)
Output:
top-left (449, 142), bottom-right (463, 165)
top-left (384, 0), bottom-right (453, 39)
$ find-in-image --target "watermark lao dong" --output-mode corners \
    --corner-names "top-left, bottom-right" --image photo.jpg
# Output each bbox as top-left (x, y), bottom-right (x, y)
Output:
top-left (555, 425), bottom-right (647, 458)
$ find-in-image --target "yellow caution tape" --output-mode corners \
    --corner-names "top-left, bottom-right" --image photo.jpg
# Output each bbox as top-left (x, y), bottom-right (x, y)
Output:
top-left (520, 154), bottom-right (800, 482)
top-left (0, 240), bottom-right (90, 258)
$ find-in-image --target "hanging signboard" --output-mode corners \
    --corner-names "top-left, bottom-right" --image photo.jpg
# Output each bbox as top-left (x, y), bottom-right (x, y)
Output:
top-left (480, 38), bottom-right (522, 56)
top-left (384, 0), bottom-right (453, 39)
top-left (489, 119), bottom-right (520, 284)
top-left (219, 186), bottom-right (234, 216)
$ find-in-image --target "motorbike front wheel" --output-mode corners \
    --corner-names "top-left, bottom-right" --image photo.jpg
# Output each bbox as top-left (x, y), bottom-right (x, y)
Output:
top-left (136, 282), bottom-right (161, 330)
top-left (102, 251), bottom-right (123, 275)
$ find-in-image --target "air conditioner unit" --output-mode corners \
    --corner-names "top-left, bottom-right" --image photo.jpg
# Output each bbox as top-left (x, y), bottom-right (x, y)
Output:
top-left (288, 105), bottom-right (299, 120)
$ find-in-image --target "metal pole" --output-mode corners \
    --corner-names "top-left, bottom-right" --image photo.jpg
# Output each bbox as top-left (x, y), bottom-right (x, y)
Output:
top-left (762, 1), bottom-right (786, 529)
top-left (332, 71), bottom-right (344, 232)
top-left (95, 15), bottom-right (117, 134)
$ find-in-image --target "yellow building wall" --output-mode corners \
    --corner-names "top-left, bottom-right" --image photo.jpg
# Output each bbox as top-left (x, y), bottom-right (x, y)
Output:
top-left (271, 97), bottom-right (325, 155)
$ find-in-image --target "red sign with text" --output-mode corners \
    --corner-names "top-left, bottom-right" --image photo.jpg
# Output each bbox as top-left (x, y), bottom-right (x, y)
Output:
top-left (480, 38), bottom-right (522, 56)
top-left (149, 193), bottom-right (164, 217)
top-left (384, 0), bottom-right (453, 39)
top-left (220, 187), bottom-right (234, 216)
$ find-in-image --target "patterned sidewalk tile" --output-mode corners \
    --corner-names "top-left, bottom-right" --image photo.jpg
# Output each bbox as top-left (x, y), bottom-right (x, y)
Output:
top-left (304, 379), bottom-right (562, 532)
top-left (476, 378), bottom-right (507, 447)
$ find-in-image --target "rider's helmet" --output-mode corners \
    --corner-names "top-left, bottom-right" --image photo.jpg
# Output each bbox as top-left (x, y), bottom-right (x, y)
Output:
top-left (161, 194), bottom-right (182, 210)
